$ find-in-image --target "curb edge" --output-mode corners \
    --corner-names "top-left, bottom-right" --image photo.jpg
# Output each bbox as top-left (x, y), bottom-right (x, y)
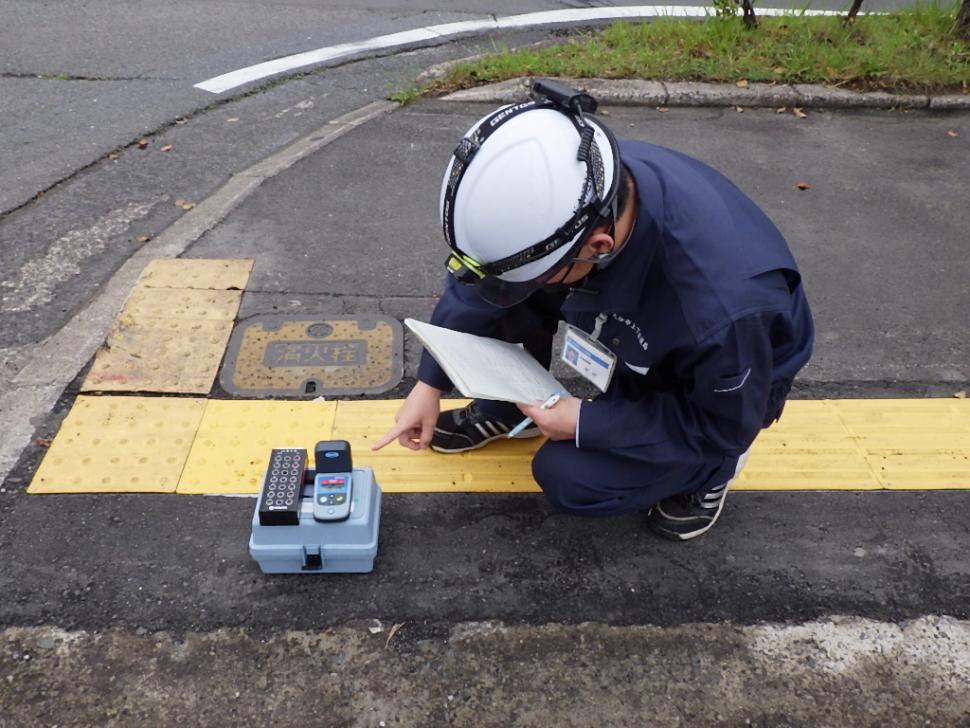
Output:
top-left (435, 77), bottom-right (970, 110)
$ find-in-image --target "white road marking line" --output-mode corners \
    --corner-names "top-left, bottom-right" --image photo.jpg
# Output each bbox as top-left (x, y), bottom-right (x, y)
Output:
top-left (194, 5), bottom-right (845, 94)
top-left (0, 198), bottom-right (161, 313)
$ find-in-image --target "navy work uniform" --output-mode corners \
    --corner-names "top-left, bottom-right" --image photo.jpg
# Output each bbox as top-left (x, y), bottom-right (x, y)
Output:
top-left (418, 140), bottom-right (815, 516)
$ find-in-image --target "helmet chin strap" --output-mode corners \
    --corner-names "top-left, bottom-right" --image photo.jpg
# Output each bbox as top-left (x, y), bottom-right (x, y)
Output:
top-left (543, 205), bottom-right (634, 292)
top-left (574, 239), bottom-right (620, 270)
top-left (541, 245), bottom-right (613, 293)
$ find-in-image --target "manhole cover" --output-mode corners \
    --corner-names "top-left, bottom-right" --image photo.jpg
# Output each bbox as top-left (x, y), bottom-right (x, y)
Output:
top-left (220, 315), bottom-right (403, 397)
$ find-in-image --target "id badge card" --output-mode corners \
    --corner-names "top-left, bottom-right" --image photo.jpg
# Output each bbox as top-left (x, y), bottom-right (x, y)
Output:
top-left (561, 324), bottom-right (617, 392)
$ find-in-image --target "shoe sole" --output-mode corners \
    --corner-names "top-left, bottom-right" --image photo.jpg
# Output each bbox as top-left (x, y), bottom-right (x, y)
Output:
top-left (430, 427), bottom-right (542, 454)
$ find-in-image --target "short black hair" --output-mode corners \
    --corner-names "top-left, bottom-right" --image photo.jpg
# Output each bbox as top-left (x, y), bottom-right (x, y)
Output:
top-left (613, 164), bottom-right (634, 222)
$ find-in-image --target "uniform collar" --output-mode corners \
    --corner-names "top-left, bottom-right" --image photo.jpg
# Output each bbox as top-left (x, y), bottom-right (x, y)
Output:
top-left (561, 151), bottom-right (664, 314)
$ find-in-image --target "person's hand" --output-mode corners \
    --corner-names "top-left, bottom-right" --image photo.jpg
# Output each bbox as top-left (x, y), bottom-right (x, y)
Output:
top-left (372, 381), bottom-right (442, 451)
top-left (516, 396), bottom-right (581, 441)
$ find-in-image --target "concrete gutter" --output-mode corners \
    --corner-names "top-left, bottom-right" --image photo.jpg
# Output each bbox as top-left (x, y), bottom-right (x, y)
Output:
top-left (439, 76), bottom-right (970, 109)
top-left (3, 616), bottom-right (970, 726)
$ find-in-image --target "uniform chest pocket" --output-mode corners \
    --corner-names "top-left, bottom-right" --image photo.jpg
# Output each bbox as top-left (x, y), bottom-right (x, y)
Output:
top-left (604, 332), bottom-right (651, 369)
top-left (713, 368), bottom-right (752, 393)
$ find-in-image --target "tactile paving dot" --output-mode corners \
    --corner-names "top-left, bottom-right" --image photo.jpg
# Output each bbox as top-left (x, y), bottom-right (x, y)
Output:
top-left (220, 315), bottom-right (403, 397)
top-left (137, 259), bottom-right (253, 290)
top-left (28, 396), bottom-right (206, 493)
top-left (177, 400), bottom-right (338, 493)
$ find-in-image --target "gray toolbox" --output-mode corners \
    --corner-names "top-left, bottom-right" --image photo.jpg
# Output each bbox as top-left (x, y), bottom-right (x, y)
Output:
top-left (249, 443), bottom-right (381, 574)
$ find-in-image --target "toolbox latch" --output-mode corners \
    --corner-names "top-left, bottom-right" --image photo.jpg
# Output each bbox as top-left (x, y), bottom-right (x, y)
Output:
top-left (302, 544), bottom-right (323, 571)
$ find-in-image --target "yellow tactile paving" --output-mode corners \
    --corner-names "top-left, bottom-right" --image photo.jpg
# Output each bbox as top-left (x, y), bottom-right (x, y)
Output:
top-left (83, 318), bottom-right (235, 393)
top-left (738, 399), bottom-right (970, 490)
top-left (330, 399), bottom-right (542, 492)
top-left (28, 396), bottom-right (206, 494)
top-left (82, 273), bottom-right (244, 394)
top-left (27, 397), bottom-right (970, 495)
top-left (137, 259), bottom-right (253, 290)
top-left (176, 400), bottom-right (338, 493)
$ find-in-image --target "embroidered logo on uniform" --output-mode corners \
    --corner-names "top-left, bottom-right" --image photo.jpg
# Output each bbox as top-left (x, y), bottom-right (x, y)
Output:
top-left (610, 314), bottom-right (649, 352)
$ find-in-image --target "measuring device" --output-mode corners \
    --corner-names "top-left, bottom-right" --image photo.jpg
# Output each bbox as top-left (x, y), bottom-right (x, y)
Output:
top-left (312, 441), bottom-right (353, 522)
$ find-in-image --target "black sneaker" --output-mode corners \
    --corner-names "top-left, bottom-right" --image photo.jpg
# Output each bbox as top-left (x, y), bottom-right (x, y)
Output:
top-left (645, 481), bottom-right (731, 541)
top-left (431, 401), bottom-right (541, 453)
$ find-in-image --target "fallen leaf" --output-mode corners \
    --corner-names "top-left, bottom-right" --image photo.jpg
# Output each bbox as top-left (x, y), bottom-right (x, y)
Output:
top-left (736, 79), bottom-right (749, 88)
top-left (108, 152), bottom-right (120, 160)
top-left (174, 199), bottom-right (196, 210)
top-left (955, 390), bottom-right (967, 399)
top-left (160, 144), bottom-right (173, 152)
top-left (384, 623), bottom-right (405, 649)
top-left (226, 117), bottom-right (240, 123)
top-left (776, 107), bottom-right (787, 114)
top-left (175, 117), bottom-right (188, 125)
top-left (137, 138), bottom-right (149, 149)
top-left (792, 107), bottom-right (807, 119)
top-left (656, 106), bottom-right (670, 113)
top-left (135, 235), bottom-right (151, 243)
top-left (35, 437), bottom-right (52, 448)
top-left (796, 181), bottom-right (811, 190)
top-left (735, 105), bottom-right (744, 113)
top-left (947, 130), bottom-right (959, 137)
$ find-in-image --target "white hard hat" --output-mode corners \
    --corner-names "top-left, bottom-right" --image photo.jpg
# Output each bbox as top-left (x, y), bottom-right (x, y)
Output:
top-left (440, 90), bottom-right (619, 306)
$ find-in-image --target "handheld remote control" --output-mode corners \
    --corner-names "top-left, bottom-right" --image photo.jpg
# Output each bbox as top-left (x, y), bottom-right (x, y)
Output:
top-left (313, 441), bottom-right (353, 522)
top-left (257, 448), bottom-right (308, 526)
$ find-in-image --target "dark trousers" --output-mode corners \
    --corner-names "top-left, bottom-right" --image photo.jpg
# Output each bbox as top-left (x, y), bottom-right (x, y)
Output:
top-left (475, 290), bottom-right (732, 517)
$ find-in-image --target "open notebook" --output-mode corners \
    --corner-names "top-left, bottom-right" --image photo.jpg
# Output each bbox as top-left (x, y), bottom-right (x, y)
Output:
top-left (405, 319), bottom-right (567, 404)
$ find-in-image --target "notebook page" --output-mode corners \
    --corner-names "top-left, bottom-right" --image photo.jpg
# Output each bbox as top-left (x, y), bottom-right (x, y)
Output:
top-left (405, 319), bottom-right (566, 404)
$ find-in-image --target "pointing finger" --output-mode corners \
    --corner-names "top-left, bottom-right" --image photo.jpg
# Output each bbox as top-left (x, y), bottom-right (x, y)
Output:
top-left (372, 422), bottom-right (408, 451)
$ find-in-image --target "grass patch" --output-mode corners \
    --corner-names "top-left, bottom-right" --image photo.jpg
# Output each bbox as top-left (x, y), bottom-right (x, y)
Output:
top-left (417, 5), bottom-right (970, 97)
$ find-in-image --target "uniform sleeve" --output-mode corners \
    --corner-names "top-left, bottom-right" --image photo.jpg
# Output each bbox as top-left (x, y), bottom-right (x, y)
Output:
top-left (416, 275), bottom-right (510, 391)
top-left (576, 312), bottom-right (777, 463)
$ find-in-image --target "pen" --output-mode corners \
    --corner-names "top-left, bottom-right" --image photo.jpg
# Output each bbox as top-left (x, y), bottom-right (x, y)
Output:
top-left (507, 392), bottom-right (562, 438)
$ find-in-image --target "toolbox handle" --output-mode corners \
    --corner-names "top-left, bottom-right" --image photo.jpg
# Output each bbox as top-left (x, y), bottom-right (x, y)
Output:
top-left (302, 544), bottom-right (323, 571)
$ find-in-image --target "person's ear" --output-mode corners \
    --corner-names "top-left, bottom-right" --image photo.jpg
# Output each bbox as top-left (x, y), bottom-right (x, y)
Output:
top-left (584, 230), bottom-right (615, 257)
